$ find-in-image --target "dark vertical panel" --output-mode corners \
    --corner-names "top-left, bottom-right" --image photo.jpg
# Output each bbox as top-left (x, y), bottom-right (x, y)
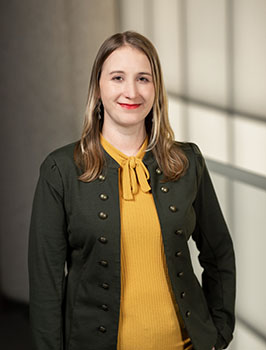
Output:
top-left (0, 0), bottom-right (117, 303)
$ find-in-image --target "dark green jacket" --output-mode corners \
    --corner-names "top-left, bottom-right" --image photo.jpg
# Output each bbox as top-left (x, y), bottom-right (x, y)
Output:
top-left (28, 142), bottom-right (235, 350)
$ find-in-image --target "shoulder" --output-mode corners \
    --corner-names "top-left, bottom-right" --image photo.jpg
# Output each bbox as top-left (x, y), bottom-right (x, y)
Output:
top-left (47, 141), bottom-right (77, 163)
top-left (39, 141), bottom-right (79, 182)
top-left (175, 141), bottom-right (201, 156)
top-left (175, 141), bottom-right (206, 179)
top-left (175, 141), bottom-right (204, 162)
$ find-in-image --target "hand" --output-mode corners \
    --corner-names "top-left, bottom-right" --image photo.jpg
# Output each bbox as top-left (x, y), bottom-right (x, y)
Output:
top-left (211, 348), bottom-right (215, 350)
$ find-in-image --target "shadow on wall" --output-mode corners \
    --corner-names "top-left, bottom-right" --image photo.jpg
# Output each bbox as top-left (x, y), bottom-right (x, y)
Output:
top-left (0, 0), bottom-right (118, 303)
top-left (0, 295), bottom-right (33, 350)
top-left (0, 0), bottom-right (118, 347)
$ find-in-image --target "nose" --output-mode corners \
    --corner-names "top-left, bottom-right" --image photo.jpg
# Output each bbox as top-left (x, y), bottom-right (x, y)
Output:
top-left (123, 80), bottom-right (138, 99)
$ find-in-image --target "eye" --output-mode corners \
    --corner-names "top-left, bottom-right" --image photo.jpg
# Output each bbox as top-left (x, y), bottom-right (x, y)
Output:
top-left (138, 76), bottom-right (150, 83)
top-left (112, 76), bottom-right (123, 81)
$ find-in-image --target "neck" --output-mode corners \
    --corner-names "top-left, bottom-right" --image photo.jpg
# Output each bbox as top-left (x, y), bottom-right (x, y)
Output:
top-left (101, 123), bottom-right (147, 156)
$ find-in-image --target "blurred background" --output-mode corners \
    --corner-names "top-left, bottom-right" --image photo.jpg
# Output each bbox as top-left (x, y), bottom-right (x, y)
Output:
top-left (0, 0), bottom-right (265, 349)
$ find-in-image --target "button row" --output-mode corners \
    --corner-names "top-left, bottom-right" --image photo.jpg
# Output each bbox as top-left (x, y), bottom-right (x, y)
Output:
top-left (173, 227), bottom-right (190, 317)
top-left (156, 171), bottom-right (178, 213)
top-left (97, 311), bottom-right (191, 333)
top-left (97, 209), bottom-right (109, 328)
top-left (98, 173), bottom-right (177, 215)
top-left (98, 173), bottom-right (108, 218)
top-left (100, 169), bottom-right (164, 182)
top-left (96, 170), bottom-right (189, 331)
top-left (98, 181), bottom-right (108, 328)
top-left (157, 170), bottom-right (178, 221)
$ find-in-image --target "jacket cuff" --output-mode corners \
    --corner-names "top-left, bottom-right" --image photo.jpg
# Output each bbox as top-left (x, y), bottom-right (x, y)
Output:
top-left (214, 334), bottom-right (227, 350)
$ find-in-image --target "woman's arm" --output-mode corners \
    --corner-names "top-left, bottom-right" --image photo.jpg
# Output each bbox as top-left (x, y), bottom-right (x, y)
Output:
top-left (28, 156), bottom-right (68, 350)
top-left (191, 145), bottom-right (236, 350)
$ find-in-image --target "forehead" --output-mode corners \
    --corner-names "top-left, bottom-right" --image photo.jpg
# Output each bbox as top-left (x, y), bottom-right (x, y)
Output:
top-left (102, 45), bottom-right (152, 73)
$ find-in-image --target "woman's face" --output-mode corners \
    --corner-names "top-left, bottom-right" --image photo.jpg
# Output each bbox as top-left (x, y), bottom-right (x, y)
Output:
top-left (99, 45), bottom-right (155, 130)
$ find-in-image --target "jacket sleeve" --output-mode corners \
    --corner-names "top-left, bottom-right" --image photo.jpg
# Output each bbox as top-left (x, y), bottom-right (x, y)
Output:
top-left (191, 144), bottom-right (236, 350)
top-left (28, 155), bottom-right (68, 350)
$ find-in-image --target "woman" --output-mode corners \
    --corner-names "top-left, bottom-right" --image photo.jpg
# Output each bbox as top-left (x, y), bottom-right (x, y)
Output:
top-left (28, 31), bottom-right (236, 350)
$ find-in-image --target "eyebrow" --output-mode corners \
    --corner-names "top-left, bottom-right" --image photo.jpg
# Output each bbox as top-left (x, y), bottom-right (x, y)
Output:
top-left (109, 70), bottom-right (152, 76)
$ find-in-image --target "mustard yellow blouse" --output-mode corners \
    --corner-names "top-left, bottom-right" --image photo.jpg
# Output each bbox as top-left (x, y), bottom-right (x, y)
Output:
top-left (100, 134), bottom-right (192, 350)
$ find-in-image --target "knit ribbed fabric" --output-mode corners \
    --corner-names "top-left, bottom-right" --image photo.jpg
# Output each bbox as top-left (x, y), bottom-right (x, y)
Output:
top-left (100, 135), bottom-right (192, 350)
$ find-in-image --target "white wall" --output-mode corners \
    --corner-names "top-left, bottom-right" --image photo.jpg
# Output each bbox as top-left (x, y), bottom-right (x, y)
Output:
top-left (119, 1), bottom-right (266, 349)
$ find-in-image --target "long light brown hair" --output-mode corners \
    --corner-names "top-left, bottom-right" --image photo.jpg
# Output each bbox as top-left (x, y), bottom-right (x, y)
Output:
top-left (74, 31), bottom-right (188, 181)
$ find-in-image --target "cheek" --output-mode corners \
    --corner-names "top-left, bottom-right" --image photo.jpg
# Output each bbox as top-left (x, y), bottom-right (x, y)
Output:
top-left (101, 84), bottom-right (121, 101)
top-left (145, 87), bottom-right (155, 105)
top-left (99, 79), bottom-right (111, 98)
top-left (140, 85), bottom-right (154, 99)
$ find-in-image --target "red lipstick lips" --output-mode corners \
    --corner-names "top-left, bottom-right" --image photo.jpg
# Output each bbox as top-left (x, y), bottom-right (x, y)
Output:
top-left (119, 103), bottom-right (141, 110)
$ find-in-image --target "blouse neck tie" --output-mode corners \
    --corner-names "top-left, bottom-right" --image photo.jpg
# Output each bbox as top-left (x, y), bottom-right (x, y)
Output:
top-left (100, 134), bottom-right (151, 200)
top-left (121, 156), bottom-right (151, 200)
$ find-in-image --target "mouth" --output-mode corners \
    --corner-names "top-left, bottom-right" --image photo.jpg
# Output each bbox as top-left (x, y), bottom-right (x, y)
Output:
top-left (118, 103), bottom-right (141, 110)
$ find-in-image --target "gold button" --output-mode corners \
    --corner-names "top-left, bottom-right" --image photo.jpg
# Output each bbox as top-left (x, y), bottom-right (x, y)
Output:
top-left (175, 229), bottom-right (183, 235)
top-left (155, 168), bottom-right (162, 175)
top-left (175, 251), bottom-right (182, 257)
top-left (101, 282), bottom-right (109, 289)
top-left (181, 292), bottom-right (186, 298)
top-left (98, 212), bottom-right (108, 219)
top-left (99, 193), bottom-right (108, 200)
top-left (169, 205), bottom-right (177, 212)
top-left (98, 236), bottom-right (108, 244)
top-left (101, 304), bottom-right (109, 311)
top-left (98, 174), bottom-right (106, 181)
top-left (99, 260), bottom-right (108, 267)
top-left (98, 325), bottom-right (106, 332)
top-left (160, 186), bottom-right (169, 193)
